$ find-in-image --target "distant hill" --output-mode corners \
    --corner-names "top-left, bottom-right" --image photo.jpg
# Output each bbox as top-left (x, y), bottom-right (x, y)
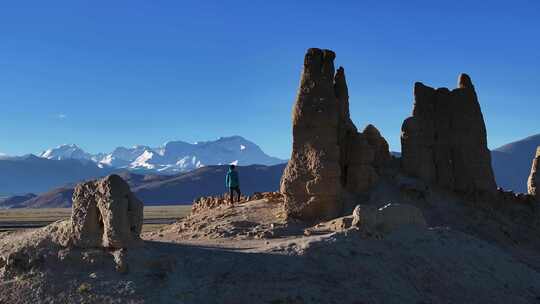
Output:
top-left (134, 163), bottom-right (287, 205)
top-left (0, 155), bottom-right (114, 194)
top-left (13, 187), bottom-right (74, 208)
top-left (0, 193), bottom-right (37, 208)
top-left (0, 164), bottom-right (287, 208)
top-left (491, 134), bottom-right (540, 193)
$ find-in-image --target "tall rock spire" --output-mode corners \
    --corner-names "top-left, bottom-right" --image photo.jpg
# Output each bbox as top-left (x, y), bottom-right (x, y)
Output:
top-left (401, 73), bottom-right (497, 197)
top-left (280, 48), bottom-right (390, 222)
top-left (458, 73), bottom-right (474, 89)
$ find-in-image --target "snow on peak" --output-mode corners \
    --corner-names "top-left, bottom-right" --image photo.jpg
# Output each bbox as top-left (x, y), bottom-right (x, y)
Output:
top-left (130, 150), bottom-right (157, 169)
top-left (36, 136), bottom-right (285, 174)
top-left (40, 144), bottom-right (91, 161)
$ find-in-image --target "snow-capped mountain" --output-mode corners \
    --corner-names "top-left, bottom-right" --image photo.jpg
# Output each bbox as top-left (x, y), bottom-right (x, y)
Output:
top-left (98, 145), bottom-right (153, 168)
top-left (38, 136), bottom-right (286, 174)
top-left (40, 144), bottom-right (93, 161)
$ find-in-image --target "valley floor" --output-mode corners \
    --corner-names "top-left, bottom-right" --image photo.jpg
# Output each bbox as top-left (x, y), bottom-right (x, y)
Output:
top-left (0, 206), bottom-right (191, 232)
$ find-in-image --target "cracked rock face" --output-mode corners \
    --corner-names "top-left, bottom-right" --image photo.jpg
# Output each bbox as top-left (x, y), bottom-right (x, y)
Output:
top-left (528, 147), bottom-right (540, 200)
top-left (401, 73), bottom-right (497, 197)
top-left (70, 174), bottom-right (143, 248)
top-left (280, 48), bottom-right (390, 222)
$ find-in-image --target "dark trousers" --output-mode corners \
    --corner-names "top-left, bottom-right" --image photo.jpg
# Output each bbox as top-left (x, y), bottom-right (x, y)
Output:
top-left (229, 186), bottom-right (241, 202)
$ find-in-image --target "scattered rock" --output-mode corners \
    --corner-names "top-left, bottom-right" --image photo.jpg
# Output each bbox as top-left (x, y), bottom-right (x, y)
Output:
top-left (71, 174), bottom-right (143, 249)
top-left (112, 249), bottom-right (128, 273)
top-left (191, 192), bottom-right (283, 215)
top-left (77, 282), bottom-right (92, 293)
top-left (191, 194), bottom-right (235, 214)
top-left (401, 74), bottom-right (497, 198)
top-left (351, 205), bottom-right (361, 227)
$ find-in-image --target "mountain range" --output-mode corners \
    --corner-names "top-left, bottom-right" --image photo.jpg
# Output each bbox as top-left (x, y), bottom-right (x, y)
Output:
top-left (0, 136), bottom-right (285, 195)
top-left (0, 154), bottom-right (114, 194)
top-left (0, 164), bottom-right (286, 208)
top-left (39, 136), bottom-right (284, 174)
top-left (0, 134), bottom-right (538, 208)
top-left (491, 134), bottom-right (540, 193)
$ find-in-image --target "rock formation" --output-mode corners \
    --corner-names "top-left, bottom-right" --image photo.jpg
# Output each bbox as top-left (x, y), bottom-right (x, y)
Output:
top-left (352, 203), bottom-right (427, 238)
top-left (528, 147), bottom-right (540, 201)
top-left (191, 192), bottom-right (283, 215)
top-left (401, 74), bottom-right (497, 197)
top-left (280, 48), bottom-right (391, 222)
top-left (70, 174), bottom-right (143, 248)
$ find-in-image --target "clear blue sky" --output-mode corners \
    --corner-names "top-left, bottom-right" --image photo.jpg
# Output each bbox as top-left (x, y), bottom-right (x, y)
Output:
top-left (1, 1), bottom-right (538, 159)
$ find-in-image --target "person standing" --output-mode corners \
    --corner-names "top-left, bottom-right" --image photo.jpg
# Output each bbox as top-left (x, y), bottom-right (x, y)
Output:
top-left (226, 164), bottom-right (241, 203)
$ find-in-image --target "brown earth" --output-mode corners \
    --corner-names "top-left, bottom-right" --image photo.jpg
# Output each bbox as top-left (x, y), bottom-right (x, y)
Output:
top-left (2, 176), bottom-right (540, 303)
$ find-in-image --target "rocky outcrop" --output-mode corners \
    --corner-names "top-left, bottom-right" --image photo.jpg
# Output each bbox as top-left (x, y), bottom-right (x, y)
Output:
top-left (70, 174), bottom-right (143, 248)
top-left (191, 194), bottom-right (240, 214)
top-left (401, 74), bottom-right (497, 198)
top-left (351, 203), bottom-right (426, 238)
top-left (528, 147), bottom-right (540, 201)
top-left (191, 192), bottom-right (283, 215)
top-left (305, 203), bottom-right (426, 238)
top-left (280, 48), bottom-right (390, 222)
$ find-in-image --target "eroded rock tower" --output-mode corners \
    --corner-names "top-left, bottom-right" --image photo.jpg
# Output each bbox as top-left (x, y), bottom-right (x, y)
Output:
top-left (280, 48), bottom-right (390, 222)
top-left (400, 74), bottom-right (497, 197)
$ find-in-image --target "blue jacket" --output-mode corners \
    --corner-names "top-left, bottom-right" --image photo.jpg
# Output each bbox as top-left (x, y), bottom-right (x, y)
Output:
top-left (226, 169), bottom-right (240, 188)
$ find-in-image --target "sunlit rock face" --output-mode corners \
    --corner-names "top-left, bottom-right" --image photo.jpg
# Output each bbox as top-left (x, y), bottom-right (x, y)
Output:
top-left (71, 174), bottom-right (143, 248)
top-left (528, 147), bottom-right (540, 201)
top-left (280, 48), bottom-right (390, 222)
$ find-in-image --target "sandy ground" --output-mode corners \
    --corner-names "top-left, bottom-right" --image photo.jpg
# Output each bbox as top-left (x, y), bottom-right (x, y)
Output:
top-left (1, 189), bottom-right (540, 304)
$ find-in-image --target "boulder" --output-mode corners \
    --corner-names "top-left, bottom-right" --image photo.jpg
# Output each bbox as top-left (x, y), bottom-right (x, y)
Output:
top-left (528, 147), bottom-right (540, 201)
top-left (70, 174), bottom-right (143, 248)
top-left (280, 48), bottom-right (390, 222)
top-left (352, 203), bottom-right (427, 238)
top-left (401, 74), bottom-right (497, 198)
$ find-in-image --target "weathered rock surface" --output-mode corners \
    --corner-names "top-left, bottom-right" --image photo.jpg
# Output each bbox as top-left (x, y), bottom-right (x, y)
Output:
top-left (280, 48), bottom-right (390, 222)
top-left (156, 196), bottom-right (289, 241)
top-left (2, 180), bottom-right (540, 303)
top-left (401, 74), bottom-right (497, 197)
top-left (528, 147), bottom-right (540, 200)
top-left (308, 203), bottom-right (426, 238)
top-left (353, 203), bottom-right (427, 238)
top-left (191, 192), bottom-right (282, 215)
top-left (71, 174), bottom-right (143, 248)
